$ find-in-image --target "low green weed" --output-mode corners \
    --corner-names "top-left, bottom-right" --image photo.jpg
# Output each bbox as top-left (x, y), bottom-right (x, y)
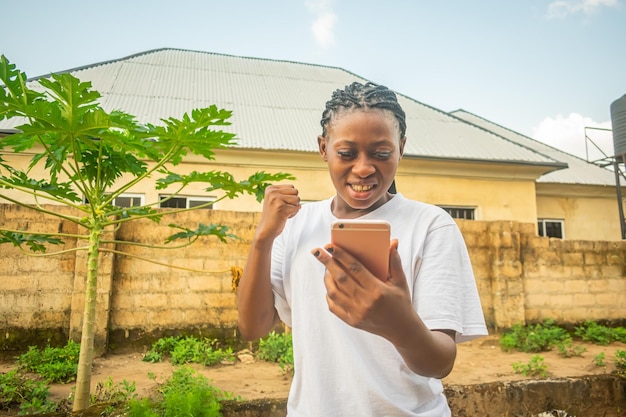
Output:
top-left (501, 320), bottom-right (626, 353)
top-left (499, 320), bottom-right (569, 353)
top-left (257, 331), bottom-right (294, 374)
top-left (574, 321), bottom-right (614, 345)
top-left (91, 377), bottom-right (138, 404)
top-left (142, 337), bottom-right (179, 363)
top-left (0, 369), bottom-right (57, 415)
top-left (614, 349), bottom-right (626, 376)
top-left (143, 336), bottom-right (234, 366)
top-left (555, 339), bottom-right (587, 358)
top-left (16, 340), bottom-right (80, 383)
top-left (593, 352), bottom-right (606, 367)
top-left (612, 327), bottom-right (626, 343)
top-left (512, 355), bottom-right (549, 377)
top-left (125, 366), bottom-right (238, 417)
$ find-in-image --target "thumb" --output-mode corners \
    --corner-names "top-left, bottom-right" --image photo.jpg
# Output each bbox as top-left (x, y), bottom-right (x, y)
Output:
top-left (387, 239), bottom-right (409, 291)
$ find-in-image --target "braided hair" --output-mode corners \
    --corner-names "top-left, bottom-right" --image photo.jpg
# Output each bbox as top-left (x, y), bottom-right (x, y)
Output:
top-left (319, 82), bottom-right (407, 139)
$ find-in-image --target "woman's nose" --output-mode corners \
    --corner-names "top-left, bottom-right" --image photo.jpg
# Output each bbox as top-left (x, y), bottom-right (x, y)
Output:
top-left (352, 156), bottom-right (376, 177)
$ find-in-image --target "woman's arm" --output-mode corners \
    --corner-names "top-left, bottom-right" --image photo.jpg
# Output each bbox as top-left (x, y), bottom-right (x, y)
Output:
top-left (237, 185), bottom-right (300, 341)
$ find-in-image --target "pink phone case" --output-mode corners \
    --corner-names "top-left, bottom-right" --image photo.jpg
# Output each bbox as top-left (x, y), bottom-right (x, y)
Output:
top-left (331, 220), bottom-right (391, 280)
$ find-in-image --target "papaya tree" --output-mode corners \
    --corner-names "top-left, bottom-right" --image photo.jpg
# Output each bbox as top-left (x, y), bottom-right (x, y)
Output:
top-left (0, 56), bottom-right (293, 411)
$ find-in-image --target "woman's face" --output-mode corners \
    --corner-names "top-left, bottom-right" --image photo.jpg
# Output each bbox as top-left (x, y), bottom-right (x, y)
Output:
top-left (318, 109), bottom-right (406, 218)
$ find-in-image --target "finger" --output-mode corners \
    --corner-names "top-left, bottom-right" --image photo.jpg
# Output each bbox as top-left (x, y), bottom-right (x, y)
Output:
top-left (311, 248), bottom-right (354, 314)
top-left (273, 183), bottom-right (296, 190)
top-left (311, 248), bottom-right (358, 293)
top-left (265, 186), bottom-right (300, 213)
top-left (323, 244), bottom-right (371, 288)
top-left (311, 247), bottom-right (345, 283)
top-left (272, 186), bottom-right (300, 208)
top-left (387, 239), bottom-right (410, 291)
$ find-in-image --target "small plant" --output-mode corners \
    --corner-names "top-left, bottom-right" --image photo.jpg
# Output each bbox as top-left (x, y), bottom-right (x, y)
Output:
top-left (614, 349), bottom-right (626, 376)
top-left (143, 336), bottom-right (234, 366)
top-left (125, 366), bottom-right (238, 417)
top-left (555, 339), bottom-right (587, 358)
top-left (91, 377), bottom-right (138, 404)
top-left (16, 340), bottom-right (80, 383)
top-left (143, 337), bottom-right (180, 363)
top-left (512, 354), bottom-right (549, 377)
top-left (500, 320), bottom-right (569, 353)
top-left (612, 327), bottom-right (626, 343)
top-left (257, 331), bottom-right (294, 374)
top-left (574, 321), bottom-right (615, 345)
top-left (593, 352), bottom-right (606, 367)
top-left (0, 369), bottom-right (57, 415)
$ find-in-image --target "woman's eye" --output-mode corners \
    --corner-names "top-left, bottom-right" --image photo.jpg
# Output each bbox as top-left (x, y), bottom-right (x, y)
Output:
top-left (374, 151), bottom-right (392, 159)
top-left (337, 151), bottom-right (355, 159)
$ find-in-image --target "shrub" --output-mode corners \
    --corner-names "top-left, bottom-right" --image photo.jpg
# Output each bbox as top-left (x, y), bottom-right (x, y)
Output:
top-left (0, 369), bottom-right (57, 415)
top-left (500, 320), bottom-right (569, 353)
top-left (142, 337), bottom-right (180, 363)
top-left (512, 355), bottom-right (549, 377)
top-left (16, 340), bottom-right (80, 383)
top-left (614, 349), bottom-right (626, 376)
top-left (257, 331), bottom-right (294, 374)
top-left (574, 321), bottom-right (615, 345)
top-left (143, 336), bottom-right (234, 366)
top-left (611, 327), bottom-right (626, 343)
top-left (91, 377), bottom-right (138, 405)
top-left (125, 366), bottom-right (237, 417)
top-left (555, 339), bottom-right (587, 358)
top-left (593, 352), bottom-right (606, 367)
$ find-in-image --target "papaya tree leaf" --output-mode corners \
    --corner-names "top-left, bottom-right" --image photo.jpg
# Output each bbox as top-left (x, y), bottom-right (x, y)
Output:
top-left (165, 223), bottom-right (238, 244)
top-left (0, 231), bottom-right (64, 253)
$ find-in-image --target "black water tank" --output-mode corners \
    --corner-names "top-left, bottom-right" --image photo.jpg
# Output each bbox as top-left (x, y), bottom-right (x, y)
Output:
top-left (611, 94), bottom-right (626, 157)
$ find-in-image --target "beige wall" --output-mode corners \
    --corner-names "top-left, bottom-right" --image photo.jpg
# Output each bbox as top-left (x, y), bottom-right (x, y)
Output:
top-left (1, 147), bottom-right (621, 241)
top-left (537, 183), bottom-right (621, 241)
top-left (397, 175), bottom-right (538, 222)
top-left (1, 204), bottom-right (625, 351)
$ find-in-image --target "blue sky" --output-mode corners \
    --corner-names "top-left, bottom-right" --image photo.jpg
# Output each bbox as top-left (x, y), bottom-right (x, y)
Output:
top-left (3, 0), bottom-right (625, 160)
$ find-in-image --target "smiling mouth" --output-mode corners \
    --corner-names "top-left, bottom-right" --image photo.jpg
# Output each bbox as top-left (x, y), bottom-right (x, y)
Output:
top-left (350, 184), bottom-right (374, 192)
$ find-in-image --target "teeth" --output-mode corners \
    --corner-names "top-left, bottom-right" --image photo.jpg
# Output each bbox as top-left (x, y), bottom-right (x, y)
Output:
top-left (351, 184), bottom-right (373, 192)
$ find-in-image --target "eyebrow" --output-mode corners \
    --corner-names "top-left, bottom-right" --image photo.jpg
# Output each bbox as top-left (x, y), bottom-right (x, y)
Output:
top-left (332, 139), bottom-right (397, 147)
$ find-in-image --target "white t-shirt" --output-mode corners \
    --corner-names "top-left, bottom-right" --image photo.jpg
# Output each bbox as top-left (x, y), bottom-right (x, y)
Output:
top-left (271, 193), bottom-right (487, 417)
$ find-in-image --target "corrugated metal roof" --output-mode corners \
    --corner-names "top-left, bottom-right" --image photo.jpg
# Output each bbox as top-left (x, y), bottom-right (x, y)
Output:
top-left (2, 48), bottom-right (564, 168)
top-left (451, 109), bottom-right (616, 186)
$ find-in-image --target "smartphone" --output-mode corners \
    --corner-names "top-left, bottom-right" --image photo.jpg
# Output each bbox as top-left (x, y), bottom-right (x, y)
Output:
top-left (330, 220), bottom-right (391, 280)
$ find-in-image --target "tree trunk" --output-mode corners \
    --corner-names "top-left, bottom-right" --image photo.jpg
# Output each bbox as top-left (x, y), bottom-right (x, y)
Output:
top-left (72, 224), bottom-right (102, 411)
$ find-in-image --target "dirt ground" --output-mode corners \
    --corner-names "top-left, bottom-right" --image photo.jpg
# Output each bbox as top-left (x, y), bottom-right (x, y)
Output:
top-left (1, 334), bottom-right (622, 404)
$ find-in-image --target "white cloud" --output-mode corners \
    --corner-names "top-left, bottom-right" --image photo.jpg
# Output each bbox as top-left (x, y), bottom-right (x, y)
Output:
top-left (532, 113), bottom-right (613, 161)
top-left (546, 0), bottom-right (619, 18)
top-left (306, 0), bottom-right (337, 48)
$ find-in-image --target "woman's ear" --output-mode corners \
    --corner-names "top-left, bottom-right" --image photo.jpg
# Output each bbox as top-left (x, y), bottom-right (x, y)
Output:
top-left (399, 136), bottom-right (407, 159)
top-left (318, 136), bottom-right (328, 161)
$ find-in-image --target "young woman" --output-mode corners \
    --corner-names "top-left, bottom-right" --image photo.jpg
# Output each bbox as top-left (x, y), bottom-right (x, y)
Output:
top-left (237, 82), bottom-right (487, 416)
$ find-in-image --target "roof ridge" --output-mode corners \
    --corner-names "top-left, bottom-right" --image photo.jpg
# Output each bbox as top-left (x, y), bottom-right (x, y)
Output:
top-left (26, 47), bottom-right (366, 82)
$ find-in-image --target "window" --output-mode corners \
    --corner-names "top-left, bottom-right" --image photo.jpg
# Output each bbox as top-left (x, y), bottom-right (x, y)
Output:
top-left (439, 206), bottom-right (475, 220)
top-left (159, 195), bottom-right (215, 209)
top-left (83, 193), bottom-right (145, 208)
top-left (112, 194), bottom-right (144, 208)
top-left (538, 219), bottom-right (564, 239)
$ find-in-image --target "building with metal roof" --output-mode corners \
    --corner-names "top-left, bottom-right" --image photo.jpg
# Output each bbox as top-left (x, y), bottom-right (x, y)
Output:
top-left (0, 48), bottom-right (620, 240)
